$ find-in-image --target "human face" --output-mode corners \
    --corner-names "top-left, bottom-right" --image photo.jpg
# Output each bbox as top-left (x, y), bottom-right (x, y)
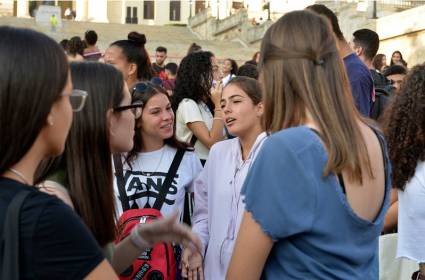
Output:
top-left (222, 60), bottom-right (233, 75)
top-left (109, 83), bottom-right (136, 153)
top-left (381, 55), bottom-right (387, 66)
top-left (387, 73), bottom-right (406, 91)
top-left (138, 93), bottom-right (174, 142)
top-left (392, 52), bottom-right (401, 63)
top-left (221, 84), bottom-right (262, 138)
top-left (104, 46), bottom-right (134, 81)
top-left (43, 72), bottom-right (74, 156)
top-left (155, 51), bottom-right (167, 66)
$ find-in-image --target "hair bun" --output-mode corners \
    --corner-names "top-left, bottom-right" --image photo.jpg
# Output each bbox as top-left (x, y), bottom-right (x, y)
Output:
top-left (128, 32), bottom-right (146, 47)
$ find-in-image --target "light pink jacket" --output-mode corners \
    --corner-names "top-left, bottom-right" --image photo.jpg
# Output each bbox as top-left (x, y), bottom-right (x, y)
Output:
top-left (192, 133), bottom-right (267, 280)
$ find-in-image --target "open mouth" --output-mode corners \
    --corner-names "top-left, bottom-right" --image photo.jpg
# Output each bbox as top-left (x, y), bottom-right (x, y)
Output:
top-left (160, 123), bottom-right (173, 129)
top-left (225, 117), bottom-right (236, 125)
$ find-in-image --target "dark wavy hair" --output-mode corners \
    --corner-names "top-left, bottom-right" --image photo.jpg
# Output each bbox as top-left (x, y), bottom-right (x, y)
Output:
top-left (172, 51), bottom-right (214, 112)
top-left (225, 58), bottom-right (238, 76)
top-left (68, 36), bottom-right (84, 56)
top-left (36, 62), bottom-right (125, 246)
top-left (110, 31), bottom-right (153, 81)
top-left (383, 63), bottom-right (425, 190)
top-left (126, 82), bottom-right (191, 168)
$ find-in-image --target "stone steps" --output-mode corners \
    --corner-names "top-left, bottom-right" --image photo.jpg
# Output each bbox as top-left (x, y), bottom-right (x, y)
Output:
top-left (0, 16), bottom-right (258, 63)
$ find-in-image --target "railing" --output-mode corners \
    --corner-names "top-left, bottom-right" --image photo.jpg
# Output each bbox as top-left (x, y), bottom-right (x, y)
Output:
top-left (376, 0), bottom-right (425, 9)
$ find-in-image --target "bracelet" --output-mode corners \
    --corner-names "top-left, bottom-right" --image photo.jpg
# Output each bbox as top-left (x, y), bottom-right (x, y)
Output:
top-left (130, 225), bottom-right (152, 250)
top-left (213, 117), bottom-right (224, 121)
top-left (214, 108), bottom-right (222, 112)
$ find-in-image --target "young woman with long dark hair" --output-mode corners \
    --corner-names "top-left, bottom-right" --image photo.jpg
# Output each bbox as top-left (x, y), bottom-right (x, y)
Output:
top-left (0, 26), bottom-right (116, 279)
top-left (35, 62), bottom-right (201, 275)
top-left (116, 82), bottom-right (202, 218)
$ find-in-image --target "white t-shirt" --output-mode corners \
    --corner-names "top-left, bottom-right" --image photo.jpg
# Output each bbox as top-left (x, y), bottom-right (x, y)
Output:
top-left (397, 161), bottom-right (425, 262)
top-left (176, 98), bottom-right (214, 160)
top-left (114, 145), bottom-right (203, 218)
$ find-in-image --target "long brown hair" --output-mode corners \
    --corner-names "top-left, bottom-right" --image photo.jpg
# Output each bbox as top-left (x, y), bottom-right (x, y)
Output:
top-left (260, 10), bottom-right (372, 183)
top-left (36, 62), bottom-right (124, 246)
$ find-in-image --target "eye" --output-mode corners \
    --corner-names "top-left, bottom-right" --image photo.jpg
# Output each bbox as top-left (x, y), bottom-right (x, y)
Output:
top-left (220, 104), bottom-right (225, 109)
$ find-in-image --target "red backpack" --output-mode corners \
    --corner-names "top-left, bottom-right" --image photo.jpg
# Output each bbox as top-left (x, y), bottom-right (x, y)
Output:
top-left (114, 149), bottom-right (185, 280)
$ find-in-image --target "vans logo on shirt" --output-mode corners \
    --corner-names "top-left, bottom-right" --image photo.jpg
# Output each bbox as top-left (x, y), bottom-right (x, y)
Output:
top-left (121, 170), bottom-right (179, 208)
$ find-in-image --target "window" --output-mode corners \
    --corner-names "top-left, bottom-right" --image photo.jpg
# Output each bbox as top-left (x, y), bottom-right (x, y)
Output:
top-left (195, 0), bottom-right (206, 14)
top-left (144, 0), bottom-right (154, 20)
top-left (170, 0), bottom-right (181, 21)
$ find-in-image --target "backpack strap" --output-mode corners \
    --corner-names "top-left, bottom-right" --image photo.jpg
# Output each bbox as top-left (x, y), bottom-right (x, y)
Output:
top-left (190, 135), bottom-right (197, 146)
top-left (153, 149), bottom-right (186, 210)
top-left (113, 154), bottom-right (130, 212)
top-left (1, 190), bottom-right (31, 280)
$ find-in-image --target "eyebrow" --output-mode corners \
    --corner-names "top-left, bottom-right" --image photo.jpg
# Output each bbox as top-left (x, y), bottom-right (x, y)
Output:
top-left (221, 94), bottom-right (244, 101)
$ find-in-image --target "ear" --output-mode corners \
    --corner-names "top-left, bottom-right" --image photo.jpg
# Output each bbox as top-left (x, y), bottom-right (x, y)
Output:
top-left (256, 102), bottom-right (264, 117)
top-left (46, 112), bottom-right (54, 126)
top-left (128, 63), bottom-right (137, 77)
top-left (355, 46), bottom-right (363, 56)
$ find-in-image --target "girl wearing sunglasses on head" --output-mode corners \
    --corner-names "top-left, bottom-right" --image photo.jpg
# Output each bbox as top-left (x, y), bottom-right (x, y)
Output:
top-left (35, 62), bottom-right (201, 277)
top-left (114, 82), bottom-right (202, 220)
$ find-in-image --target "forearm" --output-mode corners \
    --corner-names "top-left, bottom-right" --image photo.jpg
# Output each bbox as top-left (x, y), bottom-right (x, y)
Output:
top-left (111, 226), bottom-right (153, 274)
top-left (206, 110), bottom-right (225, 147)
top-left (111, 234), bottom-right (146, 274)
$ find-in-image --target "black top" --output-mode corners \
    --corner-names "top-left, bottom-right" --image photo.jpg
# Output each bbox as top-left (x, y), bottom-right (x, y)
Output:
top-left (0, 178), bottom-right (104, 280)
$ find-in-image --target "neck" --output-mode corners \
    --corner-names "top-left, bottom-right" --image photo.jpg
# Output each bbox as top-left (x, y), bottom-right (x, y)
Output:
top-left (141, 135), bottom-right (165, 152)
top-left (363, 58), bottom-right (373, 69)
top-left (2, 147), bottom-right (45, 186)
top-left (337, 39), bottom-right (353, 59)
top-left (239, 124), bottom-right (263, 161)
top-left (126, 76), bottom-right (139, 89)
top-left (156, 62), bottom-right (164, 67)
top-left (223, 72), bottom-right (231, 77)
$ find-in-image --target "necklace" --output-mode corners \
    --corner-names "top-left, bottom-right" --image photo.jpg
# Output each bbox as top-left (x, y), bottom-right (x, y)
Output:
top-left (8, 168), bottom-right (31, 185)
top-left (144, 147), bottom-right (165, 177)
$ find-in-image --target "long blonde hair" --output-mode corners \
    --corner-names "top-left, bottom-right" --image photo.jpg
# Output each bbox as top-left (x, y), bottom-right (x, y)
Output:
top-left (260, 10), bottom-right (371, 183)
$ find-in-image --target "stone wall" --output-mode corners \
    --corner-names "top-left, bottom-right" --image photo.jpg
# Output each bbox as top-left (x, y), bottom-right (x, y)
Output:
top-left (376, 5), bottom-right (425, 66)
top-left (189, 8), bottom-right (269, 46)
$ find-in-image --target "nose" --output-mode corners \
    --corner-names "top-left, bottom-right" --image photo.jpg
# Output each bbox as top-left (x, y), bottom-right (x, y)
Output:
top-left (163, 110), bottom-right (174, 121)
top-left (223, 103), bottom-right (231, 115)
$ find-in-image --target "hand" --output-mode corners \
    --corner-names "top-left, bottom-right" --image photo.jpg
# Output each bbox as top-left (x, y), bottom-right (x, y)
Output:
top-left (181, 248), bottom-right (204, 280)
top-left (137, 211), bottom-right (202, 254)
top-left (210, 81), bottom-right (223, 107)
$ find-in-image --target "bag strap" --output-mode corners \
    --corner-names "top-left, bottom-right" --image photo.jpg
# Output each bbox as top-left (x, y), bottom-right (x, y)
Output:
top-left (113, 154), bottom-right (130, 211)
top-left (1, 190), bottom-right (31, 280)
top-left (190, 134), bottom-right (197, 146)
top-left (153, 149), bottom-right (186, 210)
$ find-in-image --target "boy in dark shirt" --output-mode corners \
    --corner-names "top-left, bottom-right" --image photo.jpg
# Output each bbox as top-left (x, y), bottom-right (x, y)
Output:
top-left (307, 4), bottom-right (374, 117)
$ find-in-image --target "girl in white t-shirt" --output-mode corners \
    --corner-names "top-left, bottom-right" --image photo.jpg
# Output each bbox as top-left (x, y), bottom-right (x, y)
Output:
top-left (115, 82), bottom-right (203, 218)
top-left (172, 51), bottom-right (225, 164)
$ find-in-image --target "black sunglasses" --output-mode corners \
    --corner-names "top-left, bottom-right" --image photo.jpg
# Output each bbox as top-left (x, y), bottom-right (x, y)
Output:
top-left (114, 102), bottom-right (144, 118)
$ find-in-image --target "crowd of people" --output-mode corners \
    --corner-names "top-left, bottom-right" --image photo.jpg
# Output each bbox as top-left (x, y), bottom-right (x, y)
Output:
top-left (0, 3), bottom-right (421, 280)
